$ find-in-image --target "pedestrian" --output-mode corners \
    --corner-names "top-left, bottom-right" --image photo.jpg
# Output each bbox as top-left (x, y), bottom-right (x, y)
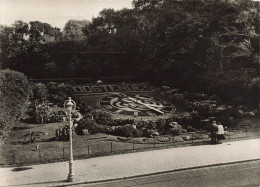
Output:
top-left (59, 127), bottom-right (63, 138)
top-left (210, 121), bottom-right (218, 144)
top-left (55, 129), bottom-right (60, 140)
top-left (217, 122), bottom-right (225, 144)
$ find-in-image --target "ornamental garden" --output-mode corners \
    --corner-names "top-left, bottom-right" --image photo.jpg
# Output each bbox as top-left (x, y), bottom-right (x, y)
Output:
top-left (1, 76), bottom-right (259, 166)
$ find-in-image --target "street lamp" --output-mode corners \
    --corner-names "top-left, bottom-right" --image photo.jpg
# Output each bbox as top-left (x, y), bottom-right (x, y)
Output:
top-left (64, 97), bottom-right (76, 182)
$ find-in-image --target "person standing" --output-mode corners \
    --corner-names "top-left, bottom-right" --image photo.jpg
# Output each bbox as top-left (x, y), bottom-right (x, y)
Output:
top-left (210, 121), bottom-right (218, 144)
top-left (217, 122), bottom-right (225, 144)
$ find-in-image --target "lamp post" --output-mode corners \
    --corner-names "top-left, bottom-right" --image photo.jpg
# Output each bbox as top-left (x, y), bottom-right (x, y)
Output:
top-left (64, 97), bottom-right (76, 182)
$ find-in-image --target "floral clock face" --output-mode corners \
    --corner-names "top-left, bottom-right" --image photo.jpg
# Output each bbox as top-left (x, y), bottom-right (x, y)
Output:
top-left (98, 94), bottom-right (176, 116)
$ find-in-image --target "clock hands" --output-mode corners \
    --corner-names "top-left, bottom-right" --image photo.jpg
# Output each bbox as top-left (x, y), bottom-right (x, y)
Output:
top-left (124, 95), bottom-right (164, 114)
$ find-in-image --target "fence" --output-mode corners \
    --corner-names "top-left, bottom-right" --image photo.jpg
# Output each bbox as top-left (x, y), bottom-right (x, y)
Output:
top-left (5, 128), bottom-right (260, 166)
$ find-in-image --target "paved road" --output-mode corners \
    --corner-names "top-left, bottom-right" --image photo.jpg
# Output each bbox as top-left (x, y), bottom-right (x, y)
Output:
top-left (84, 160), bottom-right (260, 187)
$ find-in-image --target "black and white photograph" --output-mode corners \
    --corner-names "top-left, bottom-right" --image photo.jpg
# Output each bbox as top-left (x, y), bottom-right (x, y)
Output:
top-left (0, 0), bottom-right (260, 186)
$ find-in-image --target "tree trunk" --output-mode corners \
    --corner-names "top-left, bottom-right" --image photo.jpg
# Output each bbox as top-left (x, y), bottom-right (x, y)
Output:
top-left (219, 59), bottom-right (223, 69)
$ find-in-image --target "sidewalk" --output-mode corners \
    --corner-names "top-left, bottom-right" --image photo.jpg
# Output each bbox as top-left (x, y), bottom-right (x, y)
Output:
top-left (1, 138), bottom-right (260, 187)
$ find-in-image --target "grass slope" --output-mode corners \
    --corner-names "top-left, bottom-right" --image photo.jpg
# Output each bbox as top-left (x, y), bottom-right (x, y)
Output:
top-left (0, 115), bottom-right (260, 167)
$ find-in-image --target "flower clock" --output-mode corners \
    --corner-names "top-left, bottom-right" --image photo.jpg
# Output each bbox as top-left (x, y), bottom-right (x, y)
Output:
top-left (98, 93), bottom-right (176, 116)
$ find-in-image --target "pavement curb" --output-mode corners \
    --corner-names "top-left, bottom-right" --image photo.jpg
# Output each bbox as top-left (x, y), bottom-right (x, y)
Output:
top-left (54, 158), bottom-right (260, 187)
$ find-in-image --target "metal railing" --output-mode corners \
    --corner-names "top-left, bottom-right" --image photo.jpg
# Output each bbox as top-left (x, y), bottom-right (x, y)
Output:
top-left (4, 128), bottom-right (260, 166)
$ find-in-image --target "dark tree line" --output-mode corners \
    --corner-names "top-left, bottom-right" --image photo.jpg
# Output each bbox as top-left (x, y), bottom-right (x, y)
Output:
top-left (0, 0), bottom-right (259, 105)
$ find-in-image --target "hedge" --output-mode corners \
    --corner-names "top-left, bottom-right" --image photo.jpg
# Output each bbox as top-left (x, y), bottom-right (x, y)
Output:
top-left (0, 69), bottom-right (31, 140)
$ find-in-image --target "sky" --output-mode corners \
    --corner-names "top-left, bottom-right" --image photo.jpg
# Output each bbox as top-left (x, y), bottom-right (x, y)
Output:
top-left (0, 0), bottom-right (133, 29)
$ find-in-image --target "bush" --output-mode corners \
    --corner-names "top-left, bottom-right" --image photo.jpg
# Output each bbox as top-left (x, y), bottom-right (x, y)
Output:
top-left (77, 117), bottom-right (100, 134)
top-left (46, 82), bottom-right (74, 104)
top-left (114, 125), bottom-right (142, 138)
top-left (93, 110), bottom-right (112, 125)
top-left (155, 119), bottom-right (167, 134)
top-left (76, 100), bottom-right (93, 114)
top-left (32, 83), bottom-right (48, 100)
top-left (0, 113), bottom-right (13, 140)
top-left (107, 118), bottom-right (135, 126)
top-left (187, 126), bottom-right (194, 132)
top-left (0, 69), bottom-right (31, 140)
top-left (33, 100), bottom-right (64, 124)
top-left (170, 123), bottom-right (183, 136)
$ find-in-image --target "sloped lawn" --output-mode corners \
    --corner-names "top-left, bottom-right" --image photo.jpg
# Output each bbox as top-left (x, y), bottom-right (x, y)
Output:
top-left (1, 114), bottom-right (260, 167)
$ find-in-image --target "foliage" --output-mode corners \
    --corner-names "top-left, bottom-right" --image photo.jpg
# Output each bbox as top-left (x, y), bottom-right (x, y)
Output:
top-left (62, 20), bottom-right (90, 41)
top-left (92, 114), bottom-right (135, 132)
top-left (77, 117), bottom-right (100, 134)
top-left (187, 126), bottom-right (196, 132)
top-left (106, 118), bottom-right (135, 126)
top-left (93, 110), bottom-right (113, 125)
top-left (0, 112), bottom-right (13, 141)
top-left (32, 83), bottom-right (48, 100)
top-left (169, 122), bottom-right (183, 136)
top-left (75, 100), bottom-right (93, 115)
top-left (0, 69), bottom-right (31, 119)
top-left (0, 0), bottom-right (259, 106)
top-left (29, 21), bottom-right (61, 42)
top-left (113, 125), bottom-right (142, 138)
top-left (45, 82), bottom-right (74, 104)
top-left (0, 69), bottom-right (31, 140)
top-left (55, 125), bottom-right (70, 141)
top-left (33, 99), bottom-right (64, 124)
top-left (31, 81), bottom-right (74, 105)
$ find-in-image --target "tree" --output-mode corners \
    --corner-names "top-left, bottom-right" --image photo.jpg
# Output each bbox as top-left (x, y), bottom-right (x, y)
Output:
top-left (0, 21), bottom-right (31, 70)
top-left (203, 0), bottom-right (259, 70)
top-left (29, 21), bottom-right (61, 43)
top-left (12, 20), bottom-right (29, 41)
top-left (62, 20), bottom-right (90, 41)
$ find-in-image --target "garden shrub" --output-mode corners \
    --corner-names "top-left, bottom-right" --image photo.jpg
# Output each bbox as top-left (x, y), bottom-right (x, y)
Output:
top-left (77, 117), bottom-right (100, 135)
top-left (46, 82), bottom-right (74, 104)
top-left (0, 69), bottom-right (31, 140)
top-left (187, 126), bottom-right (194, 132)
top-left (76, 100), bottom-right (93, 114)
top-left (155, 119), bottom-right (167, 134)
top-left (33, 100), bottom-right (64, 124)
top-left (196, 70), bottom-right (257, 107)
top-left (113, 125), bottom-right (142, 138)
top-left (32, 83), bottom-right (48, 100)
top-left (108, 118), bottom-right (135, 126)
top-left (134, 128), bottom-right (143, 137)
top-left (170, 123), bottom-right (183, 136)
top-left (93, 110), bottom-right (112, 125)
top-left (0, 112), bottom-right (13, 141)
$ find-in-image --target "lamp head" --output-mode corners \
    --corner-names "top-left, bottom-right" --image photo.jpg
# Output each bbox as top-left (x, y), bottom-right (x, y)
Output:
top-left (65, 97), bottom-right (74, 112)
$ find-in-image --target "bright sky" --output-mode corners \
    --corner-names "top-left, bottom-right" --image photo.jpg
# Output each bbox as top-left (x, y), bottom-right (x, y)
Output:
top-left (0, 0), bottom-right (133, 29)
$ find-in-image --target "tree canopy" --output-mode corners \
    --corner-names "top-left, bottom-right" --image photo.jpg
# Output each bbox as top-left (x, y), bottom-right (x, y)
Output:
top-left (0, 0), bottom-right (259, 105)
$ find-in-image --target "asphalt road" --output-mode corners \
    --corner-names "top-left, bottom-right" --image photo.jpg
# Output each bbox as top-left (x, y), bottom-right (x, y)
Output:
top-left (82, 160), bottom-right (260, 187)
